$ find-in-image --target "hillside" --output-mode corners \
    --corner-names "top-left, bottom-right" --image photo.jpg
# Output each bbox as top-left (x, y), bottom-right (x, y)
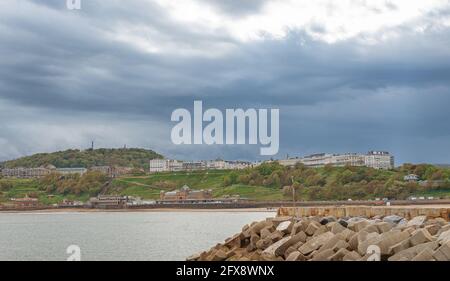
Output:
top-left (109, 162), bottom-right (450, 201)
top-left (110, 170), bottom-right (285, 201)
top-left (2, 162), bottom-right (450, 204)
top-left (0, 148), bottom-right (163, 170)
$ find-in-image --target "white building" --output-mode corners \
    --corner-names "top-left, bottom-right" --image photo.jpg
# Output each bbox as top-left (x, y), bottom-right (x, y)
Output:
top-left (149, 159), bottom-right (253, 173)
top-left (55, 167), bottom-right (87, 175)
top-left (206, 160), bottom-right (226, 169)
top-left (1, 167), bottom-right (51, 178)
top-left (149, 159), bottom-right (167, 173)
top-left (364, 151), bottom-right (394, 170)
top-left (149, 159), bottom-right (184, 173)
top-left (300, 153), bottom-right (334, 167)
top-left (278, 151), bottom-right (394, 170)
top-left (334, 153), bottom-right (366, 167)
top-left (225, 161), bottom-right (253, 170)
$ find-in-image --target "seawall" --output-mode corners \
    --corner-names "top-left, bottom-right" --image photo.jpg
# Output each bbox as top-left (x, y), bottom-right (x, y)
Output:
top-left (277, 205), bottom-right (450, 221)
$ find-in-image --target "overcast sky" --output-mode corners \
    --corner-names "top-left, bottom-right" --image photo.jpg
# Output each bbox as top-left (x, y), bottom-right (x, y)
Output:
top-left (1, 0), bottom-right (450, 164)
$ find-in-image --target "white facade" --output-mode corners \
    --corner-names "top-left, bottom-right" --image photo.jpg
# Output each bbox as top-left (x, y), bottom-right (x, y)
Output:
top-left (301, 153), bottom-right (334, 167)
top-left (55, 167), bottom-right (87, 175)
top-left (277, 158), bottom-right (301, 167)
top-left (278, 151), bottom-right (394, 170)
top-left (149, 159), bottom-right (253, 173)
top-left (149, 159), bottom-right (184, 173)
top-left (225, 161), bottom-right (253, 170)
top-left (149, 159), bottom-right (167, 173)
top-left (206, 160), bottom-right (226, 169)
top-left (364, 151), bottom-right (394, 170)
top-left (334, 154), bottom-right (365, 167)
top-left (1, 167), bottom-right (51, 178)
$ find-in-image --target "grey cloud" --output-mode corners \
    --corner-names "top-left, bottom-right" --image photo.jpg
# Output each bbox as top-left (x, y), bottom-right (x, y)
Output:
top-left (195, 0), bottom-right (271, 17)
top-left (1, 0), bottom-right (450, 164)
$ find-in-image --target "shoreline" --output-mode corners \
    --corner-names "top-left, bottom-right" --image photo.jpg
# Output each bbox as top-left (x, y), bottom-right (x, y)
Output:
top-left (0, 207), bottom-right (278, 214)
top-left (3, 202), bottom-right (450, 214)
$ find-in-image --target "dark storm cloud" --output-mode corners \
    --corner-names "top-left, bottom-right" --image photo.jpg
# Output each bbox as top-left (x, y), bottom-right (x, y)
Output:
top-left (1, 0), bottom-right (450, 163)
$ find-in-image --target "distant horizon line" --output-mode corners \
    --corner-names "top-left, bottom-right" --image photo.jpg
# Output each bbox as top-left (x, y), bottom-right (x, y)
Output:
top-left (0, 146), bottom-right (449, 167)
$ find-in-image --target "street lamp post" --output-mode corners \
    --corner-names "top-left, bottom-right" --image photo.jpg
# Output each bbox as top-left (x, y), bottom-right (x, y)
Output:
top-left (291, 176), bottom-right (295, 209)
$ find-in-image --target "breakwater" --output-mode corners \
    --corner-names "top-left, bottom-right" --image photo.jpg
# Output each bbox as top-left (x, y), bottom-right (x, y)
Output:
top-left (188, 205), bottom-right (450, 261)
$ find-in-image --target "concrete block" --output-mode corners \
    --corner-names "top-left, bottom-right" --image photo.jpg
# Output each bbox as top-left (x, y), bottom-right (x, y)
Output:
top-left (299, 232), bottom-right (335, 255)
top-left (329, 248), bottom-right (350, 261)
top-left (357, 232), bottom-right (380, 256)
top-left (432, 241), bottom-right (450, 261)
top-left (210, 249), bottom-right (228, 261)
top-left (224, 233), bottom-right (243, 248)
top-left (361, 224), bottom-right (380, 234)
top-left (260, 227), bottom-right (272, 240)
top-left (437, 224), bottom-right (450, 236)
top-left (407, 216), bottom-right (428, 228)
top-left (305, 221), bottom-right (321, 236)
top-left (388, 239), bottom-right (411, 255)
top-left (313, 225), bottom-right (328, 237)
top-left (424, 224), bottom-right (441, 236)
top-left (273, 231), bottom-right (309, 257)
top-left (383, 215), bottom-right (404, 224)
top-left (349, 230), bottom-right (370, 251)
top-left (375, 222), bottom-right (393, 233)
top-left (269, 230), bottom-right (283, 243)
top-left (340, 228), bottom-right (356, 242)
top-left (262, 236), bottom-right (292, 258)
top-left (270, 216), bottom-right (291, 227)
top-left (285, 251), bottom-right (306, 261)
top-left (311, 249), bottom-right (335, 261)
top-left (330, 222), bottom-right (347, 234)
top-left (320, 216), bottom-right (336, 225)
top-left (276, 221), bottom-right (293, 234)
top-left (389, 241), bottom-right (439, 261)
top-left (338, 219), bottom-right (349, 228)
top-left (377, 230), bottom-right (411, 255)
top-left (411, 248), bottom-right (434, 261)
top-left (438, 229), bottom-right (450, 245)
top-left (319, 236), bottom-right (349, 254)
top-left (410, 229), bottom-right (434, 246)
top-left (343, 251), bottom-right (362, 261)
top-left (348, 220), bottom-right (370, 232)
top-left (284, 246), bottom-right (298, 259)
top-left (291, 221), bottom-right (306, 235)
top-left (256, 238), bottom-right (272, 250)
top-left (358, 230), bottom-right (410, 256)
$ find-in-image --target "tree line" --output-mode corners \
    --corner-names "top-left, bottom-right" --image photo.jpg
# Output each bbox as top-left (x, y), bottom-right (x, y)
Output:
top-left (223, 162), bottom-right (450, 200)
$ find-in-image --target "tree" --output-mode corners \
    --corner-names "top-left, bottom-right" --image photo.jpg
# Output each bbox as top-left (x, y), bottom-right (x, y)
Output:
top-left (223, 176), bottom-right (232, 187)
top-left (413, 164), bottom-right (428, 178)
top-left (431, 170), bottom-right (444, 181)
top-left (257, 162), bottom-right (283, 176)
top-left (238, 174), bottom-right (250, 185)
top-left (0, 180), bottom-right (13, 191)
top-left (282, 182), bottom-right (304, 201)
top-left (339, 170), bottom-right (354, 185)
top-left (229, 172), bottom-right (238, 185)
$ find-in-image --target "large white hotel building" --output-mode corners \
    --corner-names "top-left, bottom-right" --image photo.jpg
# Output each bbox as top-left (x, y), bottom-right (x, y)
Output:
top-left (149, 159), bottom-right (253, 173)
top-left (278, 151), bottom-right (394, 170)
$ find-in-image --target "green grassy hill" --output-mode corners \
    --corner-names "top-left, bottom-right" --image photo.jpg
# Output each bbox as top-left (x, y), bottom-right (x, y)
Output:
top-left (0, 178), bottom-right (91, 205)
top-left (109, 170), bottom-right (284, 201)
top-left (0, 148), bottom-right (162, 169)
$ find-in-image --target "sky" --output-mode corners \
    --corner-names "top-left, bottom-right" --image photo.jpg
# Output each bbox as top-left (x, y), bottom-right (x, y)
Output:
top-left (1, 0), bottom-right (450, 164)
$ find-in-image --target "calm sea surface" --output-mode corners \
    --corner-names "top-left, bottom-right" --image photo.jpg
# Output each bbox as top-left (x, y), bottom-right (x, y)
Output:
top-left (0, 211), bottom-right (275, 261)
